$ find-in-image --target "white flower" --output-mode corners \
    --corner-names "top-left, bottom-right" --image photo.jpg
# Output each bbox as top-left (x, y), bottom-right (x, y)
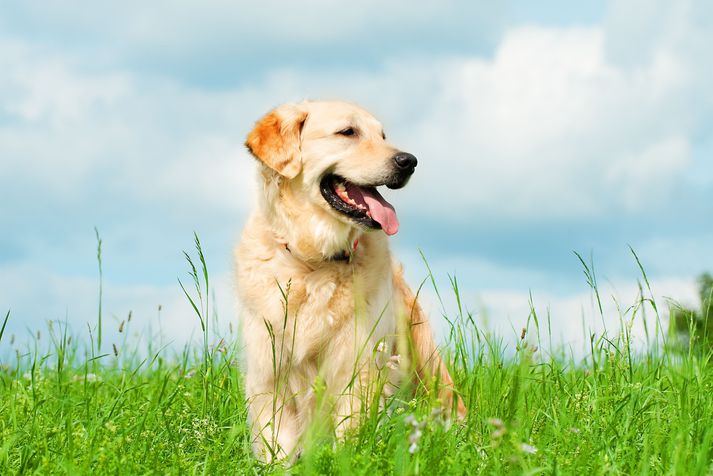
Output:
top-left (487, 417), bottom-right (504, 428)
top-left (71, 373), bottom-right (102, 383)
top-left (520, 443), bottom-right (538, 454)
top-left (406, 415), bottom-right (424, 455)
top-left (85, 373), bottom-right (101, 383)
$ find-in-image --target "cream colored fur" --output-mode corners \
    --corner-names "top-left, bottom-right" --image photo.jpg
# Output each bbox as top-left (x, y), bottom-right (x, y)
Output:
top-left (235, 100), bottom-right (465, 461)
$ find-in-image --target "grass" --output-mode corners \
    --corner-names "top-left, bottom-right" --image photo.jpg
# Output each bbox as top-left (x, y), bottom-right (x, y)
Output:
top-left (1, 238), bottom-right (712, 475)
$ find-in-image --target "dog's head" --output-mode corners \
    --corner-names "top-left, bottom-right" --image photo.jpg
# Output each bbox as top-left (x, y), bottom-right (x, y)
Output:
top-left (246, 101), bottom-right (416, 238)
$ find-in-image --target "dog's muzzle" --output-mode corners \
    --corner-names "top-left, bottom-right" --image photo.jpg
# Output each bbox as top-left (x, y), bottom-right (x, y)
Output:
top-left (386, 152), bottom-right (417, 190)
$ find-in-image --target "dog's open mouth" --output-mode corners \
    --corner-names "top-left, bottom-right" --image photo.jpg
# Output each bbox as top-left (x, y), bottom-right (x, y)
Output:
top-left (319, 175), bottom-right (400, 235)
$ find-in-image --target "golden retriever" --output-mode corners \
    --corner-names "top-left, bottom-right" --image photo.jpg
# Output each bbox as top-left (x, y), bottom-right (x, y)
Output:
top-left (235, 100), bottom-right (465, 461)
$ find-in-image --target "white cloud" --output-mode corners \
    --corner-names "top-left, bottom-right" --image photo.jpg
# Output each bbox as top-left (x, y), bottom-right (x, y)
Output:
top-left (0, 38), bottom-right (260, 217)
top-left (399, 25), bottom-right (696, 221)
top-left (2, 1), bottom-right (504, 79)
top-left (605, 135), bottom-right (690, 210)
top-left (0, 262), bottom-right (238, 354)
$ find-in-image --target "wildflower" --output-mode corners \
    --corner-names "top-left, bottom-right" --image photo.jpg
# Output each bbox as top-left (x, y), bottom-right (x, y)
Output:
top-left (86, 373), bottom-right (101, 383)
top-left (405, 414), bottom-right (424, 454)
top-left (488, 417), bottom-right (506, 440)
top-left (487, 417), bottom-right (504, 428)
top-left (71, 373), bottom-right (102, 383)
top-left (184, 370), bottom-right (196, 379)
top-left (520, 443), bottom-right (538, 454)
top-left (569, 427), bottom-right (580, 434)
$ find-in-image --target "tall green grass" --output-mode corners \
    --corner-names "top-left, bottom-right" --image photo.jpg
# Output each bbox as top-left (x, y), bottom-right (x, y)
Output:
top-left (0, 236), bottom-right (712, 474)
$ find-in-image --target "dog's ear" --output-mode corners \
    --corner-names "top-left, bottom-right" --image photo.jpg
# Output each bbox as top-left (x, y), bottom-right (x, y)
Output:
top-left (245, 103), bottom-right (308, 179)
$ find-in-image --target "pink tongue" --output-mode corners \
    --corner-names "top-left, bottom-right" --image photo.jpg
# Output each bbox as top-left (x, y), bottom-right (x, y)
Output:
top-left (346, 185), bottom-right (399, 236)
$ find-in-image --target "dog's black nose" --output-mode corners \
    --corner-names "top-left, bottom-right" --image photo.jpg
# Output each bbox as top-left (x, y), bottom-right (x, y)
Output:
top-left (393, 152), bottom-right (418, 171)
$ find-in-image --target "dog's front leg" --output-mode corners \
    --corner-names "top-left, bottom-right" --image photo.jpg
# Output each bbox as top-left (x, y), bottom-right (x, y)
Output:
top-left (319, 324), bottom-right (378, 440)
top-left (246, 381), bottom-right (300, 462)
top-left (243, 318), bottom-right (303, 462)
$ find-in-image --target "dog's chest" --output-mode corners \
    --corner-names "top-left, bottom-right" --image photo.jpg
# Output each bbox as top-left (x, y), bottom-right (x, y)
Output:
top-left (298, 261), bottom-right (396, 344)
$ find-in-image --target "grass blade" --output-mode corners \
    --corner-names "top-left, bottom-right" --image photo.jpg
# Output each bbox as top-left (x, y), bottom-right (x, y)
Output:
top-left (94, 227), bottom-right (103, 353)
top-left (0, 309), bottom-right (9, 345)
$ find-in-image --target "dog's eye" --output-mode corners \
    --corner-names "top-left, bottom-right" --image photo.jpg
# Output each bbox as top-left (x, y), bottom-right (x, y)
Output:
top-left (337, 127), bottom-right (356, 137)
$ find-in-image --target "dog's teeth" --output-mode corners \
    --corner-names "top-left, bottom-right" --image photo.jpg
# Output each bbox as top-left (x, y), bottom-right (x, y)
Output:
top-left (335, 182), bottom-right (356, 204)
top-left (334, 180), bottom-right (368, 211)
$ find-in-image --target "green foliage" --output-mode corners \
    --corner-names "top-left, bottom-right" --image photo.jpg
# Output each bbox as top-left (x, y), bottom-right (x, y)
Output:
top-left (3, 315), bottom-right (713, 474)
top-left (669, 273), bottom-right (713, 351)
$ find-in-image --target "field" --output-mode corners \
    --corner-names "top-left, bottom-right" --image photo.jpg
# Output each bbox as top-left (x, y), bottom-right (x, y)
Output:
top-left (1, 243), bottom-right (712, 475)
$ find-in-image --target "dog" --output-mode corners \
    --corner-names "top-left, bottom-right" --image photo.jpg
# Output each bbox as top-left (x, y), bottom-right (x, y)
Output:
top-left (235, 100), bottom-right (466, 461)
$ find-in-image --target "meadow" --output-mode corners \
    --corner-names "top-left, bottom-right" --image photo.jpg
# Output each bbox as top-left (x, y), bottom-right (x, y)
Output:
top-left (1, 238), bottom-right (712, 475)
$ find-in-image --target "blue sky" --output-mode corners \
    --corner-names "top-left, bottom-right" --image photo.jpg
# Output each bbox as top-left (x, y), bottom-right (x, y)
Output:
top-left (1, 0), bottom-right (711, 354)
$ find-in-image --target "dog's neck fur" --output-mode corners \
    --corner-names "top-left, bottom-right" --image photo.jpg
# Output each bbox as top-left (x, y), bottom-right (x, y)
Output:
top-left (259, 169), bottom-right (362, 263)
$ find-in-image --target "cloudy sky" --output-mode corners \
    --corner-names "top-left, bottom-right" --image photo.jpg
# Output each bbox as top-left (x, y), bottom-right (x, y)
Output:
top-left (1, 0), bottom-right (711, 356)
